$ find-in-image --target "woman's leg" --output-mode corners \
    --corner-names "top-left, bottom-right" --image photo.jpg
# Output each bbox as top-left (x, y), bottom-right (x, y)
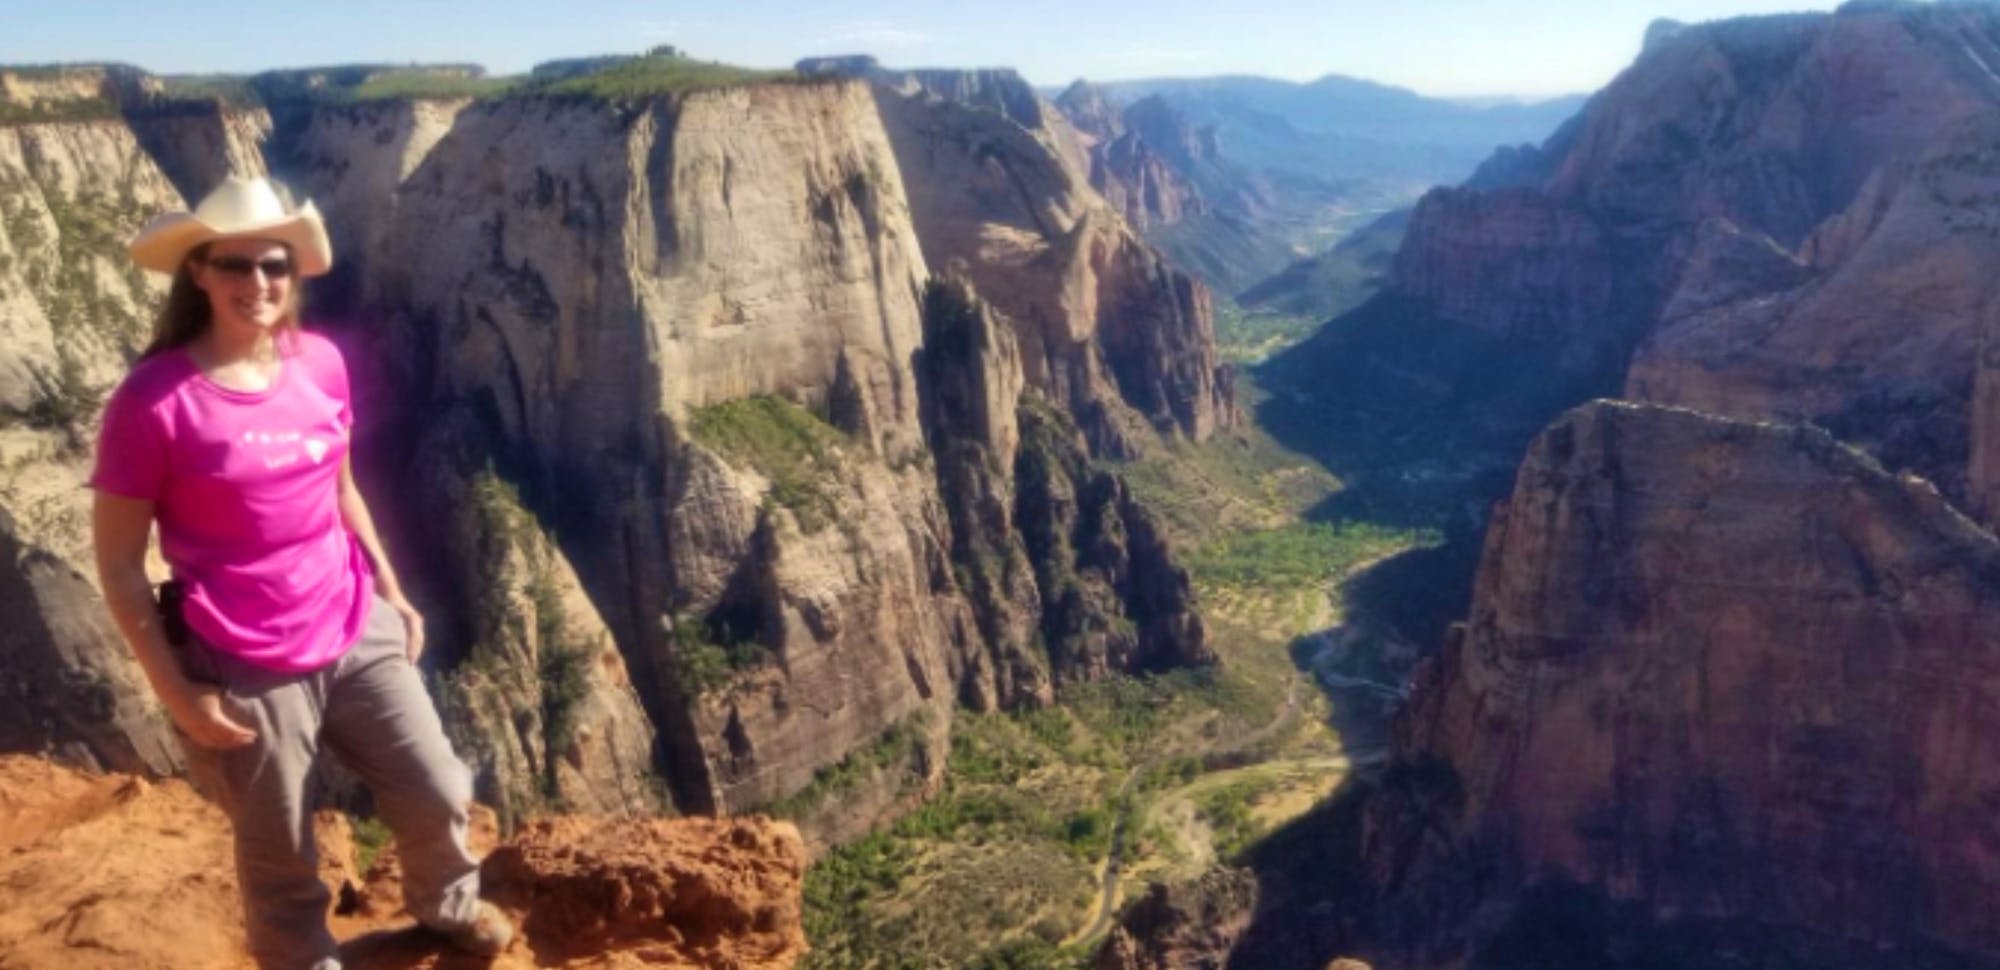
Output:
top-left (319, 597), bottom-right (482, 932)
top-left (178, 642), bottom-right (341, 970)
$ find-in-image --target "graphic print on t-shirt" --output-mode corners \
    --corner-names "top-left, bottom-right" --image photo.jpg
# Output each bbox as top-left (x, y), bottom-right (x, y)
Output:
top-left (239, 427), bottom-right (342, 470)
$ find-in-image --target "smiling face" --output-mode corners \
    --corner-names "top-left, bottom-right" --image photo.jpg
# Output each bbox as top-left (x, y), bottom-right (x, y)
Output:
top-left (190, 238), bottom-right (298, 337)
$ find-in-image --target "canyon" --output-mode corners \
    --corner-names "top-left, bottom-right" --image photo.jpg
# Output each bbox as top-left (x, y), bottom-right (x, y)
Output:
top-left (11, 1), bottom-right (2000, 966)
top-left (1104, 3), bottom-right (2000, 967)
top-left (0, 55), bottom-right (1231, 851)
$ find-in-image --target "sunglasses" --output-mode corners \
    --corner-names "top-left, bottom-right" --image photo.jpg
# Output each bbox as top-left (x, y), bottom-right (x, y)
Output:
top-left (202, 255), bottom-right (295, 279)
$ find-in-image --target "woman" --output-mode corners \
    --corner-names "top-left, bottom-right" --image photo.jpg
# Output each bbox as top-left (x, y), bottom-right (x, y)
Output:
top-left (90, 176), bottom-right (512, 969)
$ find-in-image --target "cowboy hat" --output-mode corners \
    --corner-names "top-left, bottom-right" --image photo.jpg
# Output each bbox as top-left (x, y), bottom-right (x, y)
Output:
top-left (128, 175), bottom-right (333, 277)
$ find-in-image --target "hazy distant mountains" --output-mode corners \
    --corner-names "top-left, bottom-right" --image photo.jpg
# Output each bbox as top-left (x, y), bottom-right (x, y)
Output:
top-left (1095, 74), bottom-right (1584, 189)
top-left (1060, 73), bottom-right (1581, 306)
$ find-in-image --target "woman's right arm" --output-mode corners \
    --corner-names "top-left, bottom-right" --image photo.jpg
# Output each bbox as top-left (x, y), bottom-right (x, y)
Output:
top-left (92, 491), bottom-right (255, 750)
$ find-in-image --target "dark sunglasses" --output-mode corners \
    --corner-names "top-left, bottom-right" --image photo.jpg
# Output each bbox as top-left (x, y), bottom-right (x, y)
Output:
top-left (203, 255), bottom-right (295, 279)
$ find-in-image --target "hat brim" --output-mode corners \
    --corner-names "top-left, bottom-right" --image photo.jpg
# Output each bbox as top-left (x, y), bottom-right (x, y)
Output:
top-left (128, 201), bottom-right (334, 278)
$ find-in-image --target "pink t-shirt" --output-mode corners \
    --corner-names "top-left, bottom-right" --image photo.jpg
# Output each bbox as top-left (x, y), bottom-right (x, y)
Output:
top-left (90, 329), bottom-right (374, 673)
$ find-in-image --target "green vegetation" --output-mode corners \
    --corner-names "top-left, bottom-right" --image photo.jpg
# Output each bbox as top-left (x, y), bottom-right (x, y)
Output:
top-left (688, 395), bottom-right (852, 533)
top-left (4, 48), bottom-right (801, 124)
top-left (800, 647), bottom-right (1335, 968)
top-left (1192, 776), bottom-right (1283, 860)
top-left (155, 74), bottom-right (262, 107)
top-left (347, 70), bottom-right (515, 102)
top-left (528, 556), bottom-right (593, 762)
top-left (765, 714), bottom-right (927, 820)
top-left (443, 467), bottom-right (614, 814)
top-left (350, 814), bottom-right (393, 874)
top-left (787, 365), bottom-right (1439, 964)
top-left (0, 170), bottom-right (154, 437)
top-left (1111, 392), bottom-right (1340, 548)
top-left (224, 64), bottom-right (510, 106)
top-left (539, 55), bottom-right (801, 99)
top-left (0, 96), bottom-right (123, 126)
top-left (1186, 520), bottom-right (1431, 591)
top-left (964, 939), bottom-right (1095, 969)
top-left (1212, 300), bottom-right (1323, 364)
top-left (664, 611), bottom-right (772, 698)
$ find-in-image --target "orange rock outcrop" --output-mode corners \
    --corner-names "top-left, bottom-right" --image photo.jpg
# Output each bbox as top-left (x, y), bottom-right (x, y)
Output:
top-left (0, 755), bottom-right (808, 969)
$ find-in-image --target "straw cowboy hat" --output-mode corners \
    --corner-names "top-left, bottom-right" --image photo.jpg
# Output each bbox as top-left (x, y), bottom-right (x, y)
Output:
top-left (128, 175), bottom-right (333, 277)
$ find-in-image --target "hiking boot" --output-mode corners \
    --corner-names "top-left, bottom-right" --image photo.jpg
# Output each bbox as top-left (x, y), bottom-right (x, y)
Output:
top-left (440, 900), bottom-right (514, 957)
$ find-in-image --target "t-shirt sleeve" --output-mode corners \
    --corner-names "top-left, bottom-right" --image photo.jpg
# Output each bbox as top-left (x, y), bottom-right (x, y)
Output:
top-left (90, 381), bottom-right (168, 501)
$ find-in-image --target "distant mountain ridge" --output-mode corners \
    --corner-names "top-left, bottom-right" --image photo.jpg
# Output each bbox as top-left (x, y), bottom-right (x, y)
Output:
top-left (1045, 71), bottom-right (1582, 314)
top-left (1094, 73), bottom-right (1585, 187)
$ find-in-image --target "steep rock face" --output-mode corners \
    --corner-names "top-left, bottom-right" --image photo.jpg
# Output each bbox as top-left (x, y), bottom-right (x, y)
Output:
top-left (1054, 80), bottom-right (1122, 140)
top-left (1014, 398), bottom-right (1212, 679)
top-left (0, 119), bottom-right (174, 412)
top-left (124, 104), bottom-right (271, 204)
top-left (1050, 85), bottom-right (1300, 298)
top-left (1367, 401), bottom-right (2000, 961)
top-left (282, 98), bottom-right (468, 314)
top-left (357, 79), bottom-right (957, 819)
top-left (872, 82), bottom-right (1234, 453)
top-left (1269, 2), bottom-right (2000, 509)
top-left (1545, 7), bottom-right (1994, 247)
top-left (0, 508), bottom-right (179, 776)
top-left (0, 66), bottom-right (1227, 848)
top-left (426, 462), bottom-right (661, 823)
top-left (1118, 96), bottom-right (1227, 192)
top-left (799, 56), bottom-right (1062, 156)
top-left (918, 279), bottom-right (1212, 703)
top-left (918, 279), bottom-right (1049, 708)
top-left (1055, 82), bottom-right (1204, 231)
top-left (1627, 117), bottom-right (2000, 503)
top-left (1390, 187), bottom-right (1622, 369)
top-left (0, 65), bottom-right (160, 113)
top-left (0, 113), bottom-right (192, 778)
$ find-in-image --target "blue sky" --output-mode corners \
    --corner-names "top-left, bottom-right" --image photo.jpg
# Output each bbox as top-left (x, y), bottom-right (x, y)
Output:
top-left (1, 1), bottom-right (1847, 98)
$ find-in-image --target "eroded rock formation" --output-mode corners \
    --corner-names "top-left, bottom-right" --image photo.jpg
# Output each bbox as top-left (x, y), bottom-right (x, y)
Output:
top-left (871, 79), bottom-right (1235, 453)
top-left (0, 754), bottom-right (808, 969)
top-left (1266, 1), bottom-right (2000, 521)
top-left (1055, 82), bottom-right (1205, 232)
top-left (0, 59), bottom-right (1225, 850)
top-left (1365, 400), bottom-right (2000, 963)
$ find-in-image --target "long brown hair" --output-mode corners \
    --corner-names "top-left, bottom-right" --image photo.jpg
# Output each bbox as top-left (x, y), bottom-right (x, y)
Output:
top-left (138, 241), bottom-right (305, 360)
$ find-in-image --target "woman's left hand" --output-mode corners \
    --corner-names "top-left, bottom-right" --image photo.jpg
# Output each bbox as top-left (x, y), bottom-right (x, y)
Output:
top-left (386, 590), bottom-right (426, 662)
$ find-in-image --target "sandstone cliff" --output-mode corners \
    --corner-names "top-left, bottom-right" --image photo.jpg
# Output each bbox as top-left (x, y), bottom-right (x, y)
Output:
top-left (0, 102), bottom-right (192, 777)
top-left (0, 58), bottom-right (1227, 862)
top-left (1054, 82), bottom-right (1205, 232)
top-left (870, 78), bottom-right (1235, 454)
top-left (429, 465), bottom-right (661, 822)
top-left (302, 72), bottom-right (1214, 832)
top-left (335, 79), bottom-right (959, 824)
top-left (1264, 1), bottom-right (2000, 522)
top-left (0, 754), bottom-right (808, 969)
top-left (1364, 400), bottom-right (2000, 964)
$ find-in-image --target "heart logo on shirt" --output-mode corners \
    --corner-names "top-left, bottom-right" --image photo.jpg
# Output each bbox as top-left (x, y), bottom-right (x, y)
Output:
top-left (304, 439), bottom-right (329, 465)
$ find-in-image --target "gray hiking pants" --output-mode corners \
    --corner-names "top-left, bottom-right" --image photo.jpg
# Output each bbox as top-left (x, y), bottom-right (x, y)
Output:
top-left (176, 595), bottom-right (481, 970)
